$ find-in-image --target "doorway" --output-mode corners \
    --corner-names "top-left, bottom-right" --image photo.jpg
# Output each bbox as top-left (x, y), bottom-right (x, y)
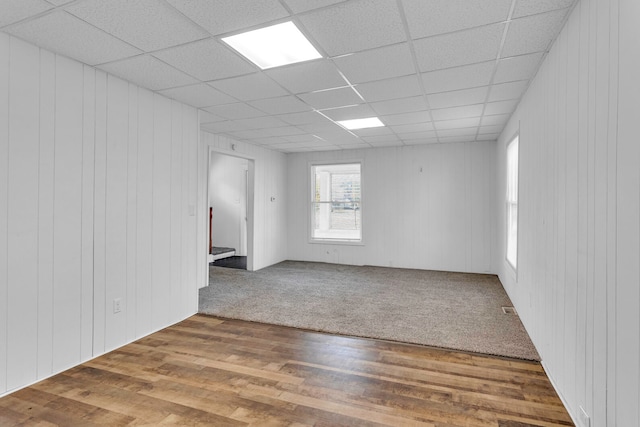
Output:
top-left (208, 150), bottom-right (254, 271)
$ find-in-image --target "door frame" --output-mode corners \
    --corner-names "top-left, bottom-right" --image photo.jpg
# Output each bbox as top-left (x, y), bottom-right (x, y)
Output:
top-left (207, 146), bottom-right (255, 272)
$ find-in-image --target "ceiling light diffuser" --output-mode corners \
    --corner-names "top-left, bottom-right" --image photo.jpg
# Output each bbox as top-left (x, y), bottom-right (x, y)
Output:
top-left (337, 117), bottom-right (385, 130)
top-left (222, 21), bottom-right (322, 70)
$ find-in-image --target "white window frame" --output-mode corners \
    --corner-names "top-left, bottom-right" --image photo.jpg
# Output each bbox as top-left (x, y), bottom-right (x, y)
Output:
top-left (309, 161), bottom-right (363, 245)
top-left (506, 134), bottom-right (519, 271)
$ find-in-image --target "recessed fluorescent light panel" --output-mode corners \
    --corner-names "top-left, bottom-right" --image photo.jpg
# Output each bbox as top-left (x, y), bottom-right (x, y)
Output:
top-left (222, 21), bottom-right (322, 69)
top-left (338, 117), bottom-right (385, 130)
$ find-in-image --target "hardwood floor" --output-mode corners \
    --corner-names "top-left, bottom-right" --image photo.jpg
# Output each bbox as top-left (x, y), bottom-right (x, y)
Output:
top-left (0, 315), bottom-right (573, 426)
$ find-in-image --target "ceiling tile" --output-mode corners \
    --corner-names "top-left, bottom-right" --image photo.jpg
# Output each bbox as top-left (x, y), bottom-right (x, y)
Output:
top-left (315, 131), bottom-right (362, 144)
top-left (427, 86), bottom-right (489, 109)
top-left (502, 9), bottom-right (569, 57)
top-left (208, 73), bottom-right (288, 101)
top-left (356, 75), bottom-right (422, 102)
top-left (370, 96), bottom-right (427, 116)
top-left (438, 135), bottom-right (477, 143)
top-left (45, 0), bottom-right (74, 4)
top-left (390, 123), bottom-right (434, 133)
top-left (320, 104), bottom-right (377, 121)
top-left (201, 121), bottom-right (249, 133)
top-left (437, 127), bottom-right (478, 138)
top-left (298, 121), bottom-right (344, 133)
top-left (165, 0), bottom-right (289, 36)
top-left (6, 10), bottom-right (141, 66)
top-left (276, 111), bottom-right (330, 125)
top-left (234, 116), bottom-right (289, 129)
top-left (265, 59), bottom-right (347, 94)
top-left (477, 133), bottom-right (500, 141)
top-left (252, 137), bottom-right (291, 145)
top-left (260, 126), bottom-right (306, 137)
top-left (153, 38), bottom-right (256, 81)
top-left (488, 80), bottom-right (529, 102)
top-left (413, 23), bottom-right (505, 72)
top-left (361, 133), bottom-right (398, 142)
top-left (368, 140), bottom-right (403, 147)
top-left (66, 0), bottom-right (207, 52)
top-left (0, 0), bottom-right (52, 28)
top-left (226, 129), bottom-right (264, 140)
top-left (159, 83), bottom-right (237, 108)
top-left (282, 0), bottom-right (347, 13)
top-left (199, 111), bottom-right (226, 124)
top-left (421, 61), bottom-right (495, 94)
top-left (434, 117), bottom-right (480, 130)
top-left (333, 43), bottom-right (416, 84)
top-left (512, 0), bottom-right (575, 18)
top-left (299, 0), bottom-right (406, 56)
top-left (398, 130), bottom-right (437, 141)
top-left (484, 99), bottom-right (519, 115)
top-left (298, 87), bottom-right (362, 110)
top-left (494, 52), bottom-right (544, 83)
top-left (351, 127), bottom-right (394, 137)
top-left (402, 0), bottom-right (512, 39)
top-left (380, 111), bottom-right (431, 126)
top-left (284, 134), bottom-right (326, 143)
top-left (250, 96), bottom-right (312, 115)
top-left (480, 113), bottom-right (510, 126)
top-left (479, 125), bottom-right (504, 135)
top-left (99, 55), bottom-right (198, 90)
top-left (205, 102), bottom-right (266, 120)
top-left (430, 104), bottom-right (484, 121)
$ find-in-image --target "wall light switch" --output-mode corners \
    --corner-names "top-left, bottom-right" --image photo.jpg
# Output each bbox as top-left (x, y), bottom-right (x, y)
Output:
top-left (113, 298), bottom-right (122, 314)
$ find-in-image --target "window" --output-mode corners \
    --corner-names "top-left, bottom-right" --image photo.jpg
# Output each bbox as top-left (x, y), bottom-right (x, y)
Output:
top-left (506, 135), bottom-right (519, 270)
top-left (311, 163), bottom-right (361, 242)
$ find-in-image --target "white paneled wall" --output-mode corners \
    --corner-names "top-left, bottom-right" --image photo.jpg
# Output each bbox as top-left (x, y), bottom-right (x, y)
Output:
top-left (287, 142), bottom-right (496, 273)
top-left (496, 0), bottom-right (640, 425)
top-left (200, 131), bottom-right (288, 272)
top-left (0, 34), bottom-right (201, 396)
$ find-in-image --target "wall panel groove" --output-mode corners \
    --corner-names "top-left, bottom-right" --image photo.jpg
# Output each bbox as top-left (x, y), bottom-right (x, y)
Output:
top-left (0, 35), bottom-right (200, 397)
top-left (496, 0), bottom-right (639, 424)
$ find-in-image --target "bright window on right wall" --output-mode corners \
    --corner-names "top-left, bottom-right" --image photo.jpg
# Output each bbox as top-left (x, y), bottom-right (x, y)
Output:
top-left (506, 135), bottom-right (519, 270)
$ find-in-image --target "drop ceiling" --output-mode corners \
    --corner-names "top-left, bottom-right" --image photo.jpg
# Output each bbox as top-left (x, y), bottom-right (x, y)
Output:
top-left (0, 0), bottom-right (577, 153)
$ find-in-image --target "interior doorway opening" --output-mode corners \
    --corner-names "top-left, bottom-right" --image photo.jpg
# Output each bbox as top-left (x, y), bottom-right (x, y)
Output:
top-left (208, 150), bottom-right (254, 271)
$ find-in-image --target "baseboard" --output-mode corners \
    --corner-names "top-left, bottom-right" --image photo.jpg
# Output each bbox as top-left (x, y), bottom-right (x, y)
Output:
top-left (540, 360), bottom-right (581, 427)
top-left (0, 311), bottom-right (197, 399)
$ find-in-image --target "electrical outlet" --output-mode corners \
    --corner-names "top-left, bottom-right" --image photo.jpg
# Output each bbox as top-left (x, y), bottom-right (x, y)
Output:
top-left (578, 406), bottom-right (590, 427)
top-left (113, 298), bottom-right (122, 314)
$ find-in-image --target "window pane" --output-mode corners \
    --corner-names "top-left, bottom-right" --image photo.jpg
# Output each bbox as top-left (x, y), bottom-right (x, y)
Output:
top-left (506, 136), bottom-right (519, 269)
top-left (311, 163), bottom-right (361, 241)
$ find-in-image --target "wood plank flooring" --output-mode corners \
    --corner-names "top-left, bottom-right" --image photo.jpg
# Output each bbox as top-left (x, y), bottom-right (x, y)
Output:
top-left (0, 315), bottom-right (574, 426)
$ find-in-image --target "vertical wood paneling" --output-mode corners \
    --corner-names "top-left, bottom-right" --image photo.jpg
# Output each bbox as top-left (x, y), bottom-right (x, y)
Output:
top-left (496, 0), bottom-right (640, 424)
top-left (104, 75), bottom-right (129, 352)
top-left (0, 32), bottom-right (10, 394)
top-left (285, 142), bottom-right (495, 273)
top-left (36, 49), bottom-right (55, 379)
top-left (51, 55), bottom-right (84, 373)
top-left (615, 0), bottom-right (640, 423)
top-left (125, 84), bottom-right (138, 343)
top-left (80, 66), bottom-right (95, 362)
top-left (6, 38), bottom-right (40, 390)
top-left (135, 89), bottom-right (154, 337)
top-left (170, 101), bottom-right (182, 323)
top-left (605, 0), bottom-right (620, 424)
top-left (92, 69), bottom-right (107, 357)
top-left (151, 95), bottom-right (172, 328)
top-left (0, 35), bottom-right (200, 397)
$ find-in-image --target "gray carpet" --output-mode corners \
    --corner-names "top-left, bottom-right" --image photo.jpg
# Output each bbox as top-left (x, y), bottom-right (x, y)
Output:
top-left (199, 261), bottom-right (540, 361)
